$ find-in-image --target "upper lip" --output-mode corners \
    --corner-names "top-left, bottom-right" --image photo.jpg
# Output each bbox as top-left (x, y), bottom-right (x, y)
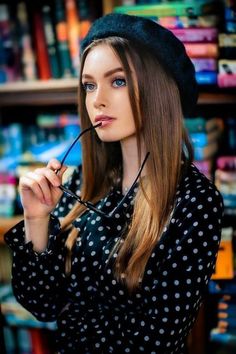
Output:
top-left (95, 115), bottom-right (115, 122)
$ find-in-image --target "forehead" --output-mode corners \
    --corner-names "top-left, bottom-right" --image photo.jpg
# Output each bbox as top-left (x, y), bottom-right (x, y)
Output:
top-left (82, 44), bottom-right (123, 74)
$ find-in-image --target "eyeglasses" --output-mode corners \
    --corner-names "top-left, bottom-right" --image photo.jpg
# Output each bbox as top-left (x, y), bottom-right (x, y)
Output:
top-left (56, 123), bottom-right (150, 218)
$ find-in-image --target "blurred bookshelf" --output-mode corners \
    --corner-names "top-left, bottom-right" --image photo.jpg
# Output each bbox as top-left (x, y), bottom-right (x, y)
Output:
top-left (0, 0), bottom-right (236, 354)
top-left (0, 79), bottom-right (79, 106)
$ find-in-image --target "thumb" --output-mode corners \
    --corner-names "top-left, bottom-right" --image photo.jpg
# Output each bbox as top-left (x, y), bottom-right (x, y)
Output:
top-left (57, 165), bottom-right (68, 179)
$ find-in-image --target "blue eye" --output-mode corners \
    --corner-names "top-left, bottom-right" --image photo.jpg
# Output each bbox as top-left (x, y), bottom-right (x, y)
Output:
top-left (83, 82), bottom-right (96, 92)
top-left (113, 78), bottom-right (126, 87)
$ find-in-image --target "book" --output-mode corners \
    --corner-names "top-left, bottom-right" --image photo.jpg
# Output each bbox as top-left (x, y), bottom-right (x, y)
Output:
top-left (218, 73), bottom-right (236, 87)
top-left (42, 5), bottom-right (61, 79)
top-left (209, 279), bottom-right (236, 295)
top-left (216, 156), bottom-right (236, 171)
top-left (219, 33), bottom-right (236, 48)
top-left (219, 60), bottom-right (236, 74)
top-left (17, 328), bottom-right (33, 354)
top-left (16, 2), bottom-right (37, 81)
top-left (211, 227), bottom-right (234, 280)
top-left (190, 128), bottom-right (222, 148)
top-left (215, 170), bottom-right (236, 183)
top-left (114, 2), bottom-right (218, 18)
top-left (196, 71), bottom-right (217, 85)
top-left (65, 0), bottom-right (80, 77)
top-left (30, 328), bottom-right (46, 354)
top-left (76, 0), bottom-right (92, 21)
top-left (0, 4), bottom-right (15, 82)
top-left (193, 140), bottom-right (218, 161)
top-left (3, 326), bottom-right (17, 353)
top-left (32, 9), bottom-right (51, 80)
top-left (184, 43), bottom-right (219, 58)
top-left (191, 58), bottom-right (217, 72)
top-left (159, 14), bottom-right (220, 29)
top-left (210, 329), bottom-right (236, 346)
top-left (55, 0), bottom-right (74, 78)
top-left (184, 117), bottom-right (223, 133)
top-left (169, 27), bottom-right (218, 43)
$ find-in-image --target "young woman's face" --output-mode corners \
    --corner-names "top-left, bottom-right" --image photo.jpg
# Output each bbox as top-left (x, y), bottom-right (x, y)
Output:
top-left (81, 44), bottom-right (136, 142)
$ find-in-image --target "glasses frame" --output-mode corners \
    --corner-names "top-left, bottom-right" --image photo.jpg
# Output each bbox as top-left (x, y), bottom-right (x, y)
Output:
top-left (56, 123), bottom-right (150, 218)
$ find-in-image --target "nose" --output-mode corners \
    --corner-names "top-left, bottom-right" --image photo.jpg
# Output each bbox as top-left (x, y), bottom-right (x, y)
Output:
top-left (93, 86), bottom-right (107, 109)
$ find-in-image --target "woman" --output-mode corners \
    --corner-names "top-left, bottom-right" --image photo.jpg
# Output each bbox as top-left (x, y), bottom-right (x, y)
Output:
top-left (5, 13), bottom-right (223, 354)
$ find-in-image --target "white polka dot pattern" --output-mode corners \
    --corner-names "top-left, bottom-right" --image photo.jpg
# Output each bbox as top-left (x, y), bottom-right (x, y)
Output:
top-left (4, 164), bottom-right (224, 354)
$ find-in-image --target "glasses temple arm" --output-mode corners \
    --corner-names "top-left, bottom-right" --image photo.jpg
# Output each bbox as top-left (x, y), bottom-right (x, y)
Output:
top-left (108, 152), bottom-right (150, 218)
top-left (56, 122), bottom-right (102, 171)
top-left (59, 185), bottom-right (107, 216)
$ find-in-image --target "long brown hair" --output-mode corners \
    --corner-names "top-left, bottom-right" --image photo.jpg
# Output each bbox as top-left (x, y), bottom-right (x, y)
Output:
top-left (62, 37), bottom-right (193, 292)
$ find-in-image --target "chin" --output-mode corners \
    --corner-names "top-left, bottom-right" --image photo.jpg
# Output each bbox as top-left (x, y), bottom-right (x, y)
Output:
top-left (96, 130), bottom-right (136, 143)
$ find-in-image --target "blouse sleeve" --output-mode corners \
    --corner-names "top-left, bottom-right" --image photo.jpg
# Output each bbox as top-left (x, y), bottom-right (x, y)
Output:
top-left (4, 166), bottom-right (82, 322)
top-left (122, 184), bottom-right (224, 353)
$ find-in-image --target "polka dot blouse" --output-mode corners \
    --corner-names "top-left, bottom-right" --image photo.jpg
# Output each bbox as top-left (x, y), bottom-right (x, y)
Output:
top-left (5, 163), bottom-right (224, 354)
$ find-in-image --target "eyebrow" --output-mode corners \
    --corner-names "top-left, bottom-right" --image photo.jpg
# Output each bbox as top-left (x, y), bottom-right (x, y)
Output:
top-left (82, 67), bottom-right (124, 79)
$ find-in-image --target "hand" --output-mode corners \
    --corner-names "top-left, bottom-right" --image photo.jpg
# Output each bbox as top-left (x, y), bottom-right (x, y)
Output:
top-left (19, 159), bottom-right (67, 220)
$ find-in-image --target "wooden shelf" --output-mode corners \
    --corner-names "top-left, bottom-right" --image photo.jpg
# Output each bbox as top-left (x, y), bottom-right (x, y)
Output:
top-left (0, 216), bottom-right (23, 243)
top-left (198, 91), bottom-right (236, 105)
top-left (0, 79), bottom-right (235, 107)
top-left (0, 79), bottom-right (79, 107)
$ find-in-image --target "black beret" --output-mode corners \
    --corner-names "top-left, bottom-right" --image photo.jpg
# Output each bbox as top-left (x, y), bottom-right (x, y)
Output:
top-left (81, 13), bottom-right (198, 116)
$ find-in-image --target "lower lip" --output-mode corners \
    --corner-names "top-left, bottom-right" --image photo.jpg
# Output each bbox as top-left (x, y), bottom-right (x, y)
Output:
top-left (97, 119), bottom-right (115, 127)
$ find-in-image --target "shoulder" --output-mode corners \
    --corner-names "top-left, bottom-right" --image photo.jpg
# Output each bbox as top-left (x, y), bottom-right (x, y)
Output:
top-left (176, 163), bottom-right (223, 213)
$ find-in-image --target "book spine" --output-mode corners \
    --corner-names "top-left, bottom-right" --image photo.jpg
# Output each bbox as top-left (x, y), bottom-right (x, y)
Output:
top-left (79, 20), bottom-right (91, 41)
top-left (170, 28), bottom-right (218, 43)
top-left (17, 328), bottom-right (32, 354)
top-left (219, 59), bottom-right (236, 74)
top-left (194, 141), bottom-right (218, 161)
top-left (55, 0), bottom-right (74, 78)
top-left (191, 58), bottom-right (217, 72)
top-left (190, 132), bottom-right (208, 147)
top-left (219, 33), bottom-right (236, 48)
top-left (210, 331), bottom-right (236, 345)
top-left (16, 2), bottom-right (37, 81)
top-left (196, 71), bottom-right (218, 85)
top-left (114, 3), bottom-right (208, 18)
top-left (32, 10), bottom-right (51, 80)
top-left (76, 0), bottom-right (92, 20)
top-left (0, 4), bottom-right (16, 82)
top-left (3, 327), bottom-right (17, 353)
top-left (217, 73), bottom-right (236, 87)
top-left (159, 15), bottom-right (219, 29)
top-left (184, 43), bottom-right (219, 58)
top-left (216, 156), bottom-right (236, 171)
top-left (65, 0), bottom-right (80, 77)
top-left (42, 5), bottom-right (61, 79)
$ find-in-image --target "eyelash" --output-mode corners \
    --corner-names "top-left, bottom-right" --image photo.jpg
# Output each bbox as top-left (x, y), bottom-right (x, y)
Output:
top-left (82, 77), bottom-right (127, 92)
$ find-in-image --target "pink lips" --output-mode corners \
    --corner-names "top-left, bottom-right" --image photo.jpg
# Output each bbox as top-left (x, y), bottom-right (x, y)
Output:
top-left (94, 115), bottom-right (115, 127)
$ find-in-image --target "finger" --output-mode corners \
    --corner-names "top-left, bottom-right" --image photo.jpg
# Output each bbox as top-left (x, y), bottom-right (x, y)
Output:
top-left (57, 165), bottom-right (68, 179)
top-left (35, 167), bottom-right (61, 187)
top-left (20, 176), bottom-right (46, 204)
top-left (47, 158), bottom-right (62, 170)
top-left (27, 172), bottom-right (54, 205)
